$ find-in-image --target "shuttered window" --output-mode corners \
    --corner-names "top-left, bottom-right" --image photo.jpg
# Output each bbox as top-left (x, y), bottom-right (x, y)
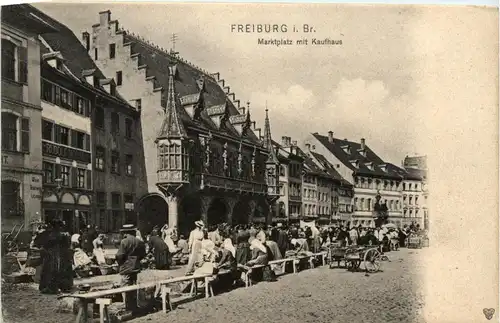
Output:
top-left (20, 117), bottom-right (30, 153)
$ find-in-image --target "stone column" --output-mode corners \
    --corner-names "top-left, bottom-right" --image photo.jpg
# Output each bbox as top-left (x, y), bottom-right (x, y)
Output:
top-left (248, 200), bottom-right (256, 224)
top-left (226, 198), bottom-right (237, 225)
top-left (200, 195), bottom-right (213, 225)
top-left (166, 195), bottom-right (179, 229)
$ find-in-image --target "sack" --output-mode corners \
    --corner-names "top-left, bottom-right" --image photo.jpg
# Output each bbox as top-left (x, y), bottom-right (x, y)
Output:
top-left (26, 249), bottom-right (43, 267)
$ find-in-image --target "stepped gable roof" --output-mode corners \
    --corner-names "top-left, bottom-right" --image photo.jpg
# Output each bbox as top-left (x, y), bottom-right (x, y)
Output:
top-left (124, 33), bottom-right (261, 144)
top-left (312, 133), bottom-right (402, 180)
top-left (32, 6), bottom-right (130, 105)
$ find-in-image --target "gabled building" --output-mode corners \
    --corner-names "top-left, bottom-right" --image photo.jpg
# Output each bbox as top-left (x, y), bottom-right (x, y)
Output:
top-left (306, 148), bottom-right (354, 225)
top-left (32, 6), bottom-right (146, 233)
top-left (85, 10), bottom-right (275, 234)
top-left (402, 155), bottom-right (428, 229)
top-left (1, 5), bottom-right (58, 232)
top-left (271, 136), bottom-right (304, 223)
top-left (305, 131), bottom-right (404, 227)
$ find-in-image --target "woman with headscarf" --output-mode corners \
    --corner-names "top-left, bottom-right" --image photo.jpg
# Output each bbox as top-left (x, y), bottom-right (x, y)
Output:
top-left (246, 236), bottom-right (276, 282)
top-left (148, 229), bottom-right (170, 270)
top-left (34, 219), bottom-right (74, 294)
top-left (185, 220), bottom-right (205, 275)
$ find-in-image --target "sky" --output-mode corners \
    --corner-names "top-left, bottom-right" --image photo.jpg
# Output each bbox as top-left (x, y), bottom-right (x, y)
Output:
top-left (33, 3), bottom-right (496, 165)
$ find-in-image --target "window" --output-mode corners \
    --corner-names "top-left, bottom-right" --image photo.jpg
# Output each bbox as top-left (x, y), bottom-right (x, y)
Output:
top-left (1, 180), bottom-right (24, 218)
top-left (125, 154), bottom-right (133, 175)
top-left (135, 99), bottom-right (142, 111)
top-left (116, 71), bottom-right (122, 86)
top-left (111, 112), bottom-right (119, 134)
top-left (42, 80), bottom-right (54, 102)
top-left (72, 130), bottom-right (86, 149)
top-left (60, 165), bottom-right (70, 186)
top-left (42, 120), bottom-right (53, 141)
top-left (95, 146), bottom-right (105, 171)
top-left (111, 151), bottom-right (120, 174)
top-left (94, 48), bottom-right (98, 60)
top-left (75, 96), bottom-right (89, 116)
top-left (60, 88), bottom-right (73, 109)
top-left (111, 192), bottom-right (121, 208)
top-left (56, 125), bottom-right (70, 145)
top-left (2, 113), bottom-right (17, 151)
top-left (109, 44), bottom-right (116, 59)
top-left (96, 192), bottom-right (106, 207)
top-left (279, 165), bottom-right (286, 176)
top-left (43, 162), bottom-right (54, 184)
top-left (158, 143), bottom-right (188, 172)
top-left (75, 169), bottom-right (86, 188)
top-left (95, 106), bottom-right (105, 129)
top-left (125, 118), bottom-right (133, 139)
top-left (2, 39), bottom-right (16, 81)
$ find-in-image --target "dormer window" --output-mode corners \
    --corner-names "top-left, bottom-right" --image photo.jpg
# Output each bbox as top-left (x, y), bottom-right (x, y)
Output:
top-left (342, 145), bottom-right (351, 154)
top-left (350, 159), bottom-right (359, 168)
top-left (56, 60), bottom-right (63, 71)
top-left (379, 163), bottom-right (387, 172)
top-left (365, 162), bottom-right (374, 170)
top-left (358, 148), bottom-right (366, 157)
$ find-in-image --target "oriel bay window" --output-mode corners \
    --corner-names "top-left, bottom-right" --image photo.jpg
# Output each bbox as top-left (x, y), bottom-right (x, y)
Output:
top-left (55, 125), bottom-right (70, 146)
top-left (158, 143), bottom-right (189, 172)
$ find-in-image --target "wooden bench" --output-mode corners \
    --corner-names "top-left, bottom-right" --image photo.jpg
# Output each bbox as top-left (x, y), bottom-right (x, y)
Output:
top-left (312, 252), bottom-right (328, 267)
top-left (59, 273), bottom-right (213, 323)
top-left (268, 258), bottom-right (296, 275)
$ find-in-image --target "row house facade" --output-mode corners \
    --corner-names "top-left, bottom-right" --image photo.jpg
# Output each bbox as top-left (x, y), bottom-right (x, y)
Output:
top-left (274, 136), bottom-right (304, 223)
top-left (305, 131), bottom-right (404, 227)
top-left (84, 10), bottom-right (278, 235)
top-left (35, 6), bottom-right (147, 233)
top-left (307, 149), bottom-right (354, 224)
top-left (403, 155), bottom-right (428, 229)
top-left (1, 5), bottom-right (58, 232)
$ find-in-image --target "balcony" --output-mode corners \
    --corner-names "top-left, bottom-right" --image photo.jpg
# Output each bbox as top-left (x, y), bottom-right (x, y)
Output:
top-left (289, 195), bottom-right (301, 202)
top-left (194, 173), bottom-right (267, 195)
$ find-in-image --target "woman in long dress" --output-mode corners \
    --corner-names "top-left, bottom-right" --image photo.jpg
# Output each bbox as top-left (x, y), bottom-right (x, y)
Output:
top-left (162, 224), bottom-right (178, 254)
top-left (185, 221), bottom-right (205, 275)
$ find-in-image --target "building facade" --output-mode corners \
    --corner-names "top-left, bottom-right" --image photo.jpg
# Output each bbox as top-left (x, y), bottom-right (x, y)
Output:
top-left (35, 6), bottom-right (146, 233)
top-left (85, 11), bottom-right (277, 234)
top-left (1, 5), bottom-right (57, 232)
top-left (305, 131), bottom-right (404, 227)
top-left (273, 136), bottom-right (303, 223)
top-left (402, 155), bottom-right (428, 228)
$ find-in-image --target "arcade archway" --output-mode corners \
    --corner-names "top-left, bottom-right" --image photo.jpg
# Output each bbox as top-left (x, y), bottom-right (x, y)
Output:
top-left (207, 198), bottom-right (227, 226)
top-left (179, 195), bottom-right (202, 236)
top-left (137, 194), bottom-right (168, 234)
top-left (232, 200), bottom-right (251, 225)
top-left (253, 199), bottom-right (269, 220)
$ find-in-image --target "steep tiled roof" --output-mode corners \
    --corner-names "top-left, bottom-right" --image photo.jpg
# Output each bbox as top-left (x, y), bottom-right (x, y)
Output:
top-left (32, 6), bottom-right (131, 106)
top-left (404, 167), bottom-right (427, 181)
top-left (309, 151), bottom-right (352, 186)
top-left (123, 33), bottom-right (261, 145)
top-left (312, 133), bottom-right (403, 180)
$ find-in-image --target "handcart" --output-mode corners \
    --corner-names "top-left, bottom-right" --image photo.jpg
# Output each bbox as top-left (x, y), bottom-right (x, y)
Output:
top-left (327, 243), bottom-right (347, 269)
top-left (344, 246), bottom-right (383, 273)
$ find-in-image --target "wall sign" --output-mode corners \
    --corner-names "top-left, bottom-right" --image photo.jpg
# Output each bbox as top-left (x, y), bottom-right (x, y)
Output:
top-left (30, 176), bottom-right (42, 199)
top-left (42, 141), bottom-right (91, 163)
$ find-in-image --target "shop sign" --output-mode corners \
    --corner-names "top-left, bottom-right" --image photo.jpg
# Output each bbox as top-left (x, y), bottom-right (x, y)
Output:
top-left (42, 141), bottom-right (91, 163)
top-left (125, 203), bottom-right (134, 210)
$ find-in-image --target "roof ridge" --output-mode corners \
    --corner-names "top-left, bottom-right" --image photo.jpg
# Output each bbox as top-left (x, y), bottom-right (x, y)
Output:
top-left (122, 29), bottom-right (216, 81)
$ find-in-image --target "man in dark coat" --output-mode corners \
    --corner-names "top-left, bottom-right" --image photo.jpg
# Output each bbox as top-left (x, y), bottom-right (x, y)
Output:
top-left (276, 224), bottom-right (289, 256)
top-left (116, 224), bottom-right (146, 311)
top-left (148, 229), bottom-right (170, 270)
top-left (81, 225), bottom-right (97, 254)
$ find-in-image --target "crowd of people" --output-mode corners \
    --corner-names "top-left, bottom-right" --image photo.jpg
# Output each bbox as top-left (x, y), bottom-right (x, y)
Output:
top-left (26, 217), bottom-right (425, 297)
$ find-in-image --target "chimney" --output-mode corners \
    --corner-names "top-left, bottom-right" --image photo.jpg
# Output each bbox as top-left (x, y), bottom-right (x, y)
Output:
top-left (305, 143), bottom-right (311, 151)
top-left (292, 140), bottom-right (297, 146)
top-left (281, 136), bottom-right (288, 147)
top-left (82, 32), bottom-right (90, 51)
top-left (328, 131), bottom-right (334, 143)
top-left (99, 10), bottom-right (111, 27)
top-left (361, 138), bottom-right (366, 150)
top-left (286, 137), bottom-right (292, 147)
